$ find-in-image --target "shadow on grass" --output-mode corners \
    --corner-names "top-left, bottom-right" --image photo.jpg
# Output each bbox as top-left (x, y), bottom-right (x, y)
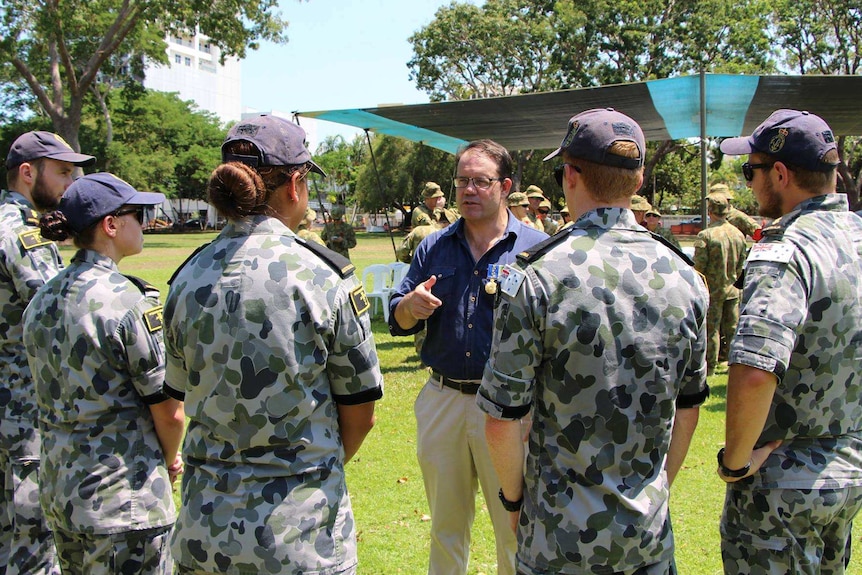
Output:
top-left (704, 376), bottom-right (727, 413)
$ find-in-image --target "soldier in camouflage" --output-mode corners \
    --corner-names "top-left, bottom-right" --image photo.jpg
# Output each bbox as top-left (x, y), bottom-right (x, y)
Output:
top-left (718, 109), bottom-right (862, 574)
top-left (396, 223), bottom-right (438, 264)
top-left (164, 115), bottom-right (383, 575)
top-left (412, 182), bottom-right (445, 228)
top-left (709, 183), bottom-right (760, 239)
top-left (645, 206), bottom-right (682, 249)
top-left (693, 194), bottom-right (747, 375)
top-left (321, 205), bottom-right (357, 259)
top-left (480, 108), bottom-right (708, 575)
top-left (297, 207), bottom-right (325, 246)
top-left (0, 131), bottom-right (95, 575)
top-left (22, 172), bottom-right (183, 575)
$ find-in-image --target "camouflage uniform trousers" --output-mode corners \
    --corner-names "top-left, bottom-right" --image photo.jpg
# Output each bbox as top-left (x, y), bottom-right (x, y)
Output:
top-left (720, 484), bottom-right (862, 575)
top-left (706, 293), bottom-right (739, 373)
top-left (518, 557), bottom-right (676, 575)
top-left (53, 525), bottom-right (172, 575)
top-left (0, 449), bottom-right (59, 575)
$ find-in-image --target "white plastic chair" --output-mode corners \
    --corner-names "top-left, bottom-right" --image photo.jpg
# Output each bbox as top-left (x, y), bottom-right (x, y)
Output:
top-left (362, 264), bottom-right (393, 321)
top-left (387, 262), bottom-right (410, 296)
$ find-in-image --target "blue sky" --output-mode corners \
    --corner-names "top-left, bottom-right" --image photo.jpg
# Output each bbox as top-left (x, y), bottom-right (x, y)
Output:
top-left (241, 0), bottom-right (480, 148)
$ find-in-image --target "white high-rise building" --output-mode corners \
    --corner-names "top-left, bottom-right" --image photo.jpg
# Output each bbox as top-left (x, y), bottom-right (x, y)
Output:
top-left (144, 31), bottom-right (242, 125)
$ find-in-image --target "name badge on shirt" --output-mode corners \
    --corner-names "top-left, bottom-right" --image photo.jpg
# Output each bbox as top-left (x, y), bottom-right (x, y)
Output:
top-left (499, 265), bottom-right (526, 297)
top-left (745, 242), bottom-right (794, 266)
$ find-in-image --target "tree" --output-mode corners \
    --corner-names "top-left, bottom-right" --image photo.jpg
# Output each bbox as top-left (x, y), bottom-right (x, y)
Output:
top-left (0, 0), bottom-right (288, 153)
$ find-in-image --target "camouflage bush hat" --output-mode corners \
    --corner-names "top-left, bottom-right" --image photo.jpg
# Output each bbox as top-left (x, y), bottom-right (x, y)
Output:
top-left (543, 108), bottom-right (645, 168)
top-left (422, 182), bottom-right (444, 199)
top-left (539, 199), bottom-right (552, 211)
top-left (646, 207), bottom-right (661, 217)
top-left (630, 195), bottom-right (651, 212)
top-left (331, 205), bottom-right (345, 218)
top-left (719, 109), bottom-right (838, 172)
top-left (6, 131), bottom-right (95, 169)
top-left (222, 114), bottom-right (326, 176)
top-left (709, 183), bottom-right (734, 199)
top-left (305, 207), bottom-right (317, 220)
top-left (507, 191), bottom-right (529, 207)
top-left (525, 185), bottom-right (545, 199)
top-left (59, 172), bottom-right (165, 233)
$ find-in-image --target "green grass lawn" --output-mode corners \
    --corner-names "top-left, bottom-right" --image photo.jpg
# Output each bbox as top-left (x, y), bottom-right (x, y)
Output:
top-left (61, 231), bottom-right (861, 574)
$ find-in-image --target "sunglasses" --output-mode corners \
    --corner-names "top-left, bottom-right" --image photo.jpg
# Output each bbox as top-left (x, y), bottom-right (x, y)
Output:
top-left (553, 163), bottom-right (582, 187)
top-left (741, 162), bottom-right (774, 182)
top-left (113, 206), bottom-right (145, 224)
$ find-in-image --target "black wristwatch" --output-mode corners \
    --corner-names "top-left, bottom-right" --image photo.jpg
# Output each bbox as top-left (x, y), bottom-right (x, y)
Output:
top-left (717, 447), bottom-right (751, 478)
top-left (498, 488), bottom-right (523, 512)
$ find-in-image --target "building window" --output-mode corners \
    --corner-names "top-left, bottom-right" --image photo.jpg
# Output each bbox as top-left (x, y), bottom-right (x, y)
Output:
top-left (174, 54), bottom-right (181, 64)
top-left (184, 57), bottom-right (191, 67)
top-left (200, 42), bottom-right (211, 54)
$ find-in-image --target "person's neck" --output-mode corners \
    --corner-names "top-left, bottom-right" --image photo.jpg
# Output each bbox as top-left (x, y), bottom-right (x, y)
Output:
top-left (462, 210), bottom-right (508, 261)
top-left (569, 189), bottom-right (629, 221)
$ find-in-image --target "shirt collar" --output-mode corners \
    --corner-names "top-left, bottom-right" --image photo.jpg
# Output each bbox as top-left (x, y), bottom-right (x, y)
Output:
top-left (572, 207), bottom-right (648, 233)
top-left (447, 211), bottom-right (523, 241)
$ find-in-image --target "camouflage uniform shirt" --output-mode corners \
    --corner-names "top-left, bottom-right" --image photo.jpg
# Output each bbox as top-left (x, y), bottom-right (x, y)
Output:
top-left (395, 224), bottom-right (436, 263)
top-left (164, 215), bottom-right (383, 575)
top-left (321, 220), bottom-right (357, 259)
top-left (693, 219), bottom-right (747, 301)
top-left (411, 204), bottom-right (436, 228)
top-left (478, 208), bottom-right (709, 575)
top-left (725, 206), bottom-right (759, 238)
top-left (729, 194), bottom-right (862, 489)
top-left (22, 249), bottom-right (174, 533)
top-left (0, 190), bottom-right (63, 453)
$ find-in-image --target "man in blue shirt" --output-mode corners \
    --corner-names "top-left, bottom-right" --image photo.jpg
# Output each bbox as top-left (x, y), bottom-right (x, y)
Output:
top-left (389, 139), bottom-right (547, 575)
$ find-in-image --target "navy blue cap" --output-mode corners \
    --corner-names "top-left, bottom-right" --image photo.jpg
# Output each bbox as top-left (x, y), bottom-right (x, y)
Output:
top-left (544, 108), bottom-right (645, 169)
top-left (59, 173), bottom-right (165, 232)
top-left (222, 115), bottom-right (326, 176)
top-left (720, 109), bottom-right (838, 172)
top-left (6, 131), bottom-right (95, 168)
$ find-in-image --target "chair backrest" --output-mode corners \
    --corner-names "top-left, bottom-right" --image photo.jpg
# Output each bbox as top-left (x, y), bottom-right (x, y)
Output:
top-left (362, 264), bottom-right (392, 295)
top-left (388, 262), bottom-right (410, 291)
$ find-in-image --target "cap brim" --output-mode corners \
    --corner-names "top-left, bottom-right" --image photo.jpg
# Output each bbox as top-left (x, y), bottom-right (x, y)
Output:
top-left (48, 152), bottom-right (96, 167)
top-left (542, 148), bottom-right (563, 162)
top-left (127, 191), bottom-right (167, 206)
top-left (719, 136), bottom-right (756, 156)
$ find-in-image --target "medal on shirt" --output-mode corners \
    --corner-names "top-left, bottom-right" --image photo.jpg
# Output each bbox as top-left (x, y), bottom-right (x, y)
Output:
top-left (485, 264), bottom-right (502, 294)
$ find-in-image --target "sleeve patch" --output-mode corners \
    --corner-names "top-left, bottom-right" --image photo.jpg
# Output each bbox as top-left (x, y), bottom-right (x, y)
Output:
top-left (350, 285), bottom-right (371, 317)
top-left (746, 242), bottom-right (794, 265)
top-left (143, 306), bottom-right (164, 333)
top-left (499, 265), bottom-right (526, 297)
top-left (19, 229), bottom-right (51, 250)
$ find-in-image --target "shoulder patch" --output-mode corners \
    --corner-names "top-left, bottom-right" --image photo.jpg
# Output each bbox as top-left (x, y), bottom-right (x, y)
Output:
top-left (516, 229), bottom-right (571, 264)
top-left (18, 229), bottom-right (51, 250)
top-left (499, 265), bottom-right (527, 297)
top-left (168, 241), bottom-right (211, 286)
top-left (142, 306), bottom-right (164, 333)
top-left (349, 284), bottom-right (370, 317)
top-left (124, 274), bottom-right (160, 298)
top-left (296, 236), bottom-right (355, 278)
top-left (746, 241), bottom-right (794, 265)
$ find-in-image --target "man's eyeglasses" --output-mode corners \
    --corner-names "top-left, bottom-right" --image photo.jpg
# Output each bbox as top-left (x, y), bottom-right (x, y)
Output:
top-left (453, 176), bottom-right (503, 190)
top-left (113, 206), bottom-right (145, 224)
top-left (553, 163), bottom-right (582, 187)
top-left (741, 162), bottom-right (774, 182)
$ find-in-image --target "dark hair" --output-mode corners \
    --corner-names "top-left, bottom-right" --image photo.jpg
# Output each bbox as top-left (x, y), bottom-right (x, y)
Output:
top-left (39, 210), bottom-right (96, 248)
top-left (210, 140), bottom-right (308, 221)
top-left (455, 140), bottom-right (513, 179)
top-left (6, 157), bottom-right (44, 189)
top-left (765, 148), bottom-right (840, 193)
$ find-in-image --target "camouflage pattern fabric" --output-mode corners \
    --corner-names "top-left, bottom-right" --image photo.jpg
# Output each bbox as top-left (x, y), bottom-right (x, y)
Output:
top-left (725, 206), bottom-right (759, 238)
top-left (479, 208), bottom-right (708, 575)
top-left (540, 217), bottom-right (558, 235)
top-left (395, 224), bottom-right (437, 263)
top-left (411, 204), bottom-right (436, 228)
top-left (693, 219), bottom-right (747, 371)
top-left (321, 220), bottom-right (357, 258)
top-left (22, 249), bottom-right (175, 538)
top-left (0, 189), bottom-right (63, 575)
top-left (163, 215), bottom-right (383, 575)
top-left (297, 227), bottom-right (325, 246)
top-left (722, 194), bottom-right (862, 572)
top-left (53, 525), bottom-right (173, 575)
top-left (653, 224), bottom-right (681, 249)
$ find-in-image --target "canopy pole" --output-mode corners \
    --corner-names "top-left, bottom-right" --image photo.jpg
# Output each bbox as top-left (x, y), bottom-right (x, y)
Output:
top-left (364, 129), bottom-right (398, 259)
top-left (700, 70), bottom-right (708, 227)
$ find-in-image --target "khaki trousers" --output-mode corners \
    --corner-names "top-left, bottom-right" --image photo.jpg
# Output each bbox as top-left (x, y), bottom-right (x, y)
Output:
top-left (415, 377), bottom-right (517, 575)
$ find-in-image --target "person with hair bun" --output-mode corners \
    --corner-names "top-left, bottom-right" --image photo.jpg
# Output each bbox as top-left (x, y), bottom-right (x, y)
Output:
top-left (22, 172), bottom-right (185, 575)
top-left (163, 114), bottom-right (383, 575)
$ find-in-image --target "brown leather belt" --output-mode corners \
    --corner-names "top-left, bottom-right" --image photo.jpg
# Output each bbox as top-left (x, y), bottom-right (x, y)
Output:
top-left (431, 370), bottom-right (481, 395)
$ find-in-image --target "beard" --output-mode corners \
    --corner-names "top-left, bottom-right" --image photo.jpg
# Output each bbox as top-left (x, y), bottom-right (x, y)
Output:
top-left (756, 177), bottom-right (783, 219)
top-left (29, 172), bottom-right (62, 212)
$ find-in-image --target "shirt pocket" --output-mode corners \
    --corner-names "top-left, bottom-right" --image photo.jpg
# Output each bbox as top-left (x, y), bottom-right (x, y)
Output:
top-left (427, 266), bottom-right (457, 302)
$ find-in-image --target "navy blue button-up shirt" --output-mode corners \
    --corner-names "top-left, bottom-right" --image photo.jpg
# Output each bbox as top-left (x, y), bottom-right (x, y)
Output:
top-left (388, 213), bottom-right (548, 380)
